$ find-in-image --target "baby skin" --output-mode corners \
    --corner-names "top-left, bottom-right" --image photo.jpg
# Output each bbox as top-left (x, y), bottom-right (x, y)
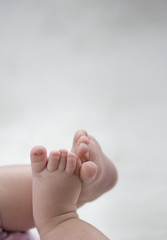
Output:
top-left (71, 130), bottom-right (118, 206)
top-left (31, 146), bottom-right (110, 240)
top-left (0, 130), bottom-right (117, 232)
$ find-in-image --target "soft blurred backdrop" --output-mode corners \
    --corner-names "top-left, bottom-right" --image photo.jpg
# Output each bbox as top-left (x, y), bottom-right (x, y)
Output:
top-left (0, 1), bottom-right (166, 239)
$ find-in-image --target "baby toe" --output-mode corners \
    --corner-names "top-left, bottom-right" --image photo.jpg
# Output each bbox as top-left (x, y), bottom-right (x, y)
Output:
top-left (47, 150), bottom-right (60, 172)
top-left (73, 130), bottom-right (88, 146)
top-left (66, 153), bottom-right (77, 176)
top-left (30, 146), bottom-right (47, 173)
top-left (77, 143), bottom-right (89, 161)
top-left (80, 162), bottom-right (98, 183)
top-left (58, 150), bottom-right (68, 171)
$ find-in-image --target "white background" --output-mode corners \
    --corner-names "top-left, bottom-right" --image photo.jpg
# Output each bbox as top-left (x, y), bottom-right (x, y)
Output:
top-left (0, 1), bottom-right (167, 239)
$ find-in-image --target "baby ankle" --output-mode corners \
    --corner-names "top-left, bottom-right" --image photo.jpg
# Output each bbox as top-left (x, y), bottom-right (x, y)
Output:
top-left (39, 211), bottom-right (79, 238)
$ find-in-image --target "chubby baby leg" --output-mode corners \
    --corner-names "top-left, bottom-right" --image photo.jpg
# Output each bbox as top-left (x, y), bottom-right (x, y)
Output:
top-left (0, 165), bottom-right (34, 231)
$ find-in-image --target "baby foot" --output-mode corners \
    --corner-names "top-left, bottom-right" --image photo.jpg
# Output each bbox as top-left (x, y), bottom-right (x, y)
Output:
top-left (71, 130), bottom-right (118, 206)
top-left (30, 146), bottom-right (81, 237)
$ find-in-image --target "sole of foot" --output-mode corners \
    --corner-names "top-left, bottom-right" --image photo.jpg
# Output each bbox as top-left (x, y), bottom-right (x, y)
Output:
top-left (71, 130), bottom-right (118, 206)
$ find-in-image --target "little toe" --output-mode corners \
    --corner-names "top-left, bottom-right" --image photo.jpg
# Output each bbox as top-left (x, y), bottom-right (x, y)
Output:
top-left (47, 150), bottom-right (60, 172)
top-left (80, 162), bottom-right (98, 183)
top-left (30, 146), bottom-right (47, 173)
top-left (58, 149), bottom-right (68, 171)
top-left (66, 153), bottom-right (77, 176)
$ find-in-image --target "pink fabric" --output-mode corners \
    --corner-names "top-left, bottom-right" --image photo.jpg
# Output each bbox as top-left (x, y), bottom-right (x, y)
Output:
top-left (7, 231), bottom-right (40, 240)
top-left (0, 219), bottom-right (40, 240)
top-left (0, 228), bottom-right (40, 240)
top-left (5, 232), bottom-right (34, 240)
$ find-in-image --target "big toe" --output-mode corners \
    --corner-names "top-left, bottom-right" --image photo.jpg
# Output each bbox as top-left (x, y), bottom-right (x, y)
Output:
top-left (80, 162), bottom-right (98, 183)
top-left (30, 146), bottom-right (47, 173)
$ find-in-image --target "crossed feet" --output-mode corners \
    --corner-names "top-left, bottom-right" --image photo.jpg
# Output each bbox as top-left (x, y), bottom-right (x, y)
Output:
top-left (30, 130), bottom-right (118, 236)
